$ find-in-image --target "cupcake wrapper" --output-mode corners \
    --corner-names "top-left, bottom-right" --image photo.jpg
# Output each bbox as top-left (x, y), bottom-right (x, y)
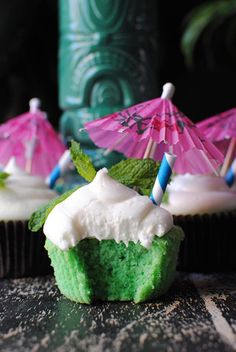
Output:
top-left (174, 211), bottom-right (236, 273)
top-left (0, 220), bottom-right (52, 278)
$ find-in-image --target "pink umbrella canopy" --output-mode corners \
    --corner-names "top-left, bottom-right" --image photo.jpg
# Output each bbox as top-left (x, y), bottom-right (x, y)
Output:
top-left (197, 108), bottom-right (236, 175)
top-left (85, 83), bottom-right (223, 174)
top-left (196, 108), bottom-right (236, 155)
top-left (0, 98), bottom-right (66, 177)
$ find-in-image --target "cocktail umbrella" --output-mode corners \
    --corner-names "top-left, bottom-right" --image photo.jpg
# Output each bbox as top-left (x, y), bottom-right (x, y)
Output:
top-left (85, 83), bottom-right (223, 174)
top-left (0, 98), bottom-right (66, 177)
top-left (197, 108), bottom-right (236, 175)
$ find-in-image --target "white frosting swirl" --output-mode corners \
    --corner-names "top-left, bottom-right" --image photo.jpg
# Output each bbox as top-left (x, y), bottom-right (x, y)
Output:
top-left (0, 158), bottom-right (57, 221)
top-left (162, 173), bottom-right (236, 215)
top-left (43, 168), bottom-right (173, 250)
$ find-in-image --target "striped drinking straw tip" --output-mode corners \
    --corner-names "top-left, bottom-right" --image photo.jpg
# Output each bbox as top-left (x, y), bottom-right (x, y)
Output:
top-left (224, 158), bottom-right (236, 187)
top-left (46, 149), bottom-right (71, 189)
top-left (150, 152), bottom-right (176, 206)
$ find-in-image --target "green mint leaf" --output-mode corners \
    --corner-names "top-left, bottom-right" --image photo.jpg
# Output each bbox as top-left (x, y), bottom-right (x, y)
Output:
top-left (0, 172), bottom-right (9, 189)
top-left (28, 186), bottom-right (79, 232)
top-left (70, 140), bottom-right (96, 182)
top-left (0, 172), bottom-right (9, 180)
top-left (108, 158), bottom-right (160, 195)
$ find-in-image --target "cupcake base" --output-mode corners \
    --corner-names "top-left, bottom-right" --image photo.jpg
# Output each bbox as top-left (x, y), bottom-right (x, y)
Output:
top-left (174, 211), bottom-right (236, 273)
top-left (45, 226), bottom-right (184, 303)
top-left (0, 220), bottom-right (52, 278)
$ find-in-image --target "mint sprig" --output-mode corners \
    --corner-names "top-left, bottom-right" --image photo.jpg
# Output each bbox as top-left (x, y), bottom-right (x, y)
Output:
top-left (108, 158), bottom-right (160, 195)
top-left (28, 186), bottom-right (79, 231)
top-left (0, 172), bottom-right (9, 189)
top-left (70, 140), bottom-right (96, 182)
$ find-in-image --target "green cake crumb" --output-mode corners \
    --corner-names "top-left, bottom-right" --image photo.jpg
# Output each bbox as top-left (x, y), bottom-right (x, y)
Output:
top-left (45, 226), bottom-right (184, 304)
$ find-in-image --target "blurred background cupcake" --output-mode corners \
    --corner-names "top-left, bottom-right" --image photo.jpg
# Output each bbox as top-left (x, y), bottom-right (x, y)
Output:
top-left (0, 157), bottom-right (57, 278)
top-left (0, 97), bottom-right (64, 278)
top-left (162, 173), bottom-right (236, 273)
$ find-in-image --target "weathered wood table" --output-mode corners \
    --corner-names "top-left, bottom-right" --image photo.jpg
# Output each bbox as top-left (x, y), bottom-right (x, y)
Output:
top-left (0, 273), bottom-right (236, 352)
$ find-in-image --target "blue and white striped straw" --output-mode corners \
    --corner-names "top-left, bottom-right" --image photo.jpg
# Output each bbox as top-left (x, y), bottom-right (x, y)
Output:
top-left (46, 150), bottom-right (71, 189)
top-left (224, 158), bottom-right (236, 187)
top-left (150, 152), bottom-right (176, 206)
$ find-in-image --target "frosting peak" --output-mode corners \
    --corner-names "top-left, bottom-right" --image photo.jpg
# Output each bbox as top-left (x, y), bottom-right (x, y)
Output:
top-left (90, 168), bottom-right (136, 202)
top-left (43, 168), bottom-right (173, 250)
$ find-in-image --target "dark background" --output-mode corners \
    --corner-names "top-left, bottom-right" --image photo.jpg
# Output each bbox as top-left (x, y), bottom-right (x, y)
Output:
top-left (0, 0), bottom-right (235, 128)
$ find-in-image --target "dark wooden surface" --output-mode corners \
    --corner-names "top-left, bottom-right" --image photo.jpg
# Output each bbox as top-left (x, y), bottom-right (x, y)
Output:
top-left (0, 273), bottom-right (236, 352)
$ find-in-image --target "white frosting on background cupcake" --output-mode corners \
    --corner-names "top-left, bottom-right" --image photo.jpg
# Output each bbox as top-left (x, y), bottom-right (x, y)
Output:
top-left (44, 168), bottom-right (173, 250)
top-left (162, 173), bottom-right (236, 215)
top-left (0, 158), bottom-right (56, 221)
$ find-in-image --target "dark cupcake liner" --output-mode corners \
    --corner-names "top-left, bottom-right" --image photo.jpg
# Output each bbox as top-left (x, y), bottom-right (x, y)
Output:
top-left (174, 211), bottom-right (236, 273)
top-left (0, 220), bottom-right (52, 278)
top-left (2, 211), bottom-right (234, 277)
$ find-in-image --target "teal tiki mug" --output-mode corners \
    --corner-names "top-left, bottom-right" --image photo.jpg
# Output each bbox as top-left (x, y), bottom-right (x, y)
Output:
top-left (59, 0), bottom-right (158, 167)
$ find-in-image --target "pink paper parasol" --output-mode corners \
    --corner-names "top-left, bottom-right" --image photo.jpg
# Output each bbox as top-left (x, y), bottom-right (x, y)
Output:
top-left (0, 98), bottom-right (66, 177)
top-left (85, 83), bottom-right (223, 174)
top-left (197, 108), bottom-right (236, 175)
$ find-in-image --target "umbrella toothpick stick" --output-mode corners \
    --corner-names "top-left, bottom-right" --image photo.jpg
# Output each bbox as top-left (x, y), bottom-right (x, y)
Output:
top-left (202, 151), bottom-right (219, 176)
top-left (144, 82), bottom-right (175, 159)
top-left (220, 138), bottom-right (236, 177)
top-left (25, 138), bottom-right (37, 173)
top-left (149, 141), bottom-right (157, 159)
top-left (160, 82), bottom-right (175, 100)
top-left (24, 98), bottom-right (42, 174)
top-left (25, 159), bottom-right (32, 174)
top-left (143, 138), bottom-right (154, 159)
top-left (29, 97), bottom-right (41, 113)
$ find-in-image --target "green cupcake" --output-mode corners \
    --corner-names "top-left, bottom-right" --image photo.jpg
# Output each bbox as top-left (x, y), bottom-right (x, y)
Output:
top-left (42, 168), bottom-right (184, 303)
